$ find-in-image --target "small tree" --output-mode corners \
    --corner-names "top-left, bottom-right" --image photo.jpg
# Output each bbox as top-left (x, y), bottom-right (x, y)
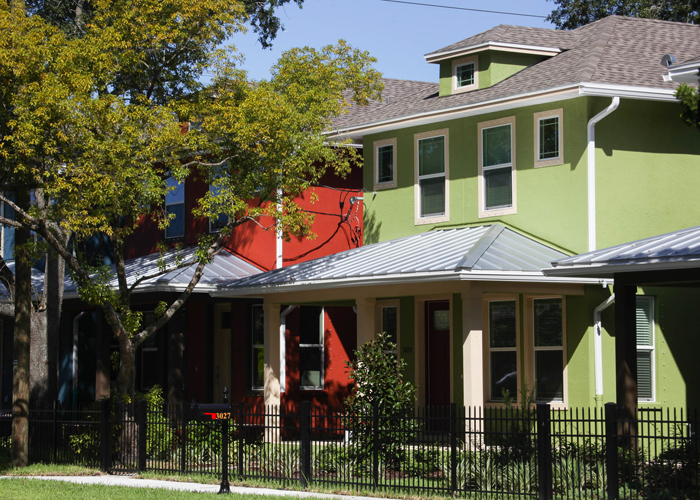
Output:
top-left (344, 332), bottom-right (416, 470)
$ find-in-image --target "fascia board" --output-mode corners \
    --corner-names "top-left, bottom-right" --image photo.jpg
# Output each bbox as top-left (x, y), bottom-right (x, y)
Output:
top-left (424, 42), bottom-right (561, 63)
top-left (210, 270), bottom-right (599, 297)
top-left (545, 259), bottom-right (700, 277)
top-left (578, 83), bottom-right (677, 101)
top-left (62, 282), bottom-right (218, 300)
top-left (329, 82), bottom-right (679, 141)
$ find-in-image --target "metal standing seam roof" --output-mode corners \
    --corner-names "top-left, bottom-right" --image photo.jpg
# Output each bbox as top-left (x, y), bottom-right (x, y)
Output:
top-left (0, 260), bottom-right (47, 300)
top-left (330, 16), bottom-right (700, 135)
top-left (216, 224), bottom-right (581, 295)
top-left (61, 247), bottom-right (262, 296)
top-left (545, 225), bottom-right (700, 277)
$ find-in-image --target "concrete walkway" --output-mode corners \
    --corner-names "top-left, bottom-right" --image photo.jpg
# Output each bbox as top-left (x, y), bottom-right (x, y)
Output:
top-left (1, 475), bottom-right (383, 499)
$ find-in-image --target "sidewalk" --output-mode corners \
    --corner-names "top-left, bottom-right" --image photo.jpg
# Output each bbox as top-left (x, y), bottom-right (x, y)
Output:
top-left (1, 475), bottom-right (383, 499)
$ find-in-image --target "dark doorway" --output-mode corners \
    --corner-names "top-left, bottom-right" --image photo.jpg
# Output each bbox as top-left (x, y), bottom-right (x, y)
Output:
top-left (425, 301), bottom-right (451, 407)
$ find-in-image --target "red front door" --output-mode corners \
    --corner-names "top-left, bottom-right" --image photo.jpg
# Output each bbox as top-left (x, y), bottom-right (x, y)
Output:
top-left (425, 301), bottom-right (451, 407)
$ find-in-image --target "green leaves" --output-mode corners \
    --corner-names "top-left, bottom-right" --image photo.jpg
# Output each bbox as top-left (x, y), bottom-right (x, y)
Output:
top-left (676, 83), bottom-right (700, 129)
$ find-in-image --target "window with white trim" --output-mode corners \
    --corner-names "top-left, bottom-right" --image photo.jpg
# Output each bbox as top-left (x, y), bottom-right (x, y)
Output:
top-left (374, 138), bottom-right (397, 190)
top-left (208, 184), bottom-right (229, 233)
top-left (636, 296), bottom-right (655, 402)
top-left (534, 109), bottom-right (564, 168)
top-left (165, 177), bottom-right (185, 239)
top-left (478, 117), bottom-right (516, 217)
top-left (452, 56), bottom-right (478, 93)
top-left (415, 129), bottom-right (449, 225)
top-left (251, 304), bottom-right (264, 391)
top-left (299, 306), bottom-right (324, 390)
top-left (488, 300), bottom-right (518, 401)
top-left (533, 298), bottom-right (564, 403)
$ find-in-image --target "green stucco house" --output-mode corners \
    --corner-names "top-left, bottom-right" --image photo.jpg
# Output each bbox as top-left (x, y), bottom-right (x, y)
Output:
top-left (217, 16), bottom-right (700, 413)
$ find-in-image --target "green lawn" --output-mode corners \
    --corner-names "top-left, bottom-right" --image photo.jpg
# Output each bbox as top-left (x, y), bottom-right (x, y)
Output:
top-left (0, 478), bottom-right (329, 500)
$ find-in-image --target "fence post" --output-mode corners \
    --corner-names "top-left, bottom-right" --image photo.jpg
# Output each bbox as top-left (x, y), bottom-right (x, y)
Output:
top-left (299, 401), bottom-right (312, 488)
top-left (238, 402), bottom-right (244, 481)
top-left (137, 399), bottom-right (147, 472)
top-left (219, 387), bottom-right (231, 494)
top-left (100, 398), bottom-right (111, 472)
top-left (605, 403), bottom-right (619, 500)
top-left (180, 402), bottom-right (188, 474)
top-left (372, 401), bottom-right (379, 491)
top-left (536, 403), bottom-right (552, 500)
top-left (450, 403), bottom-right (458, 495)
top-left (51, 400), bottom-right (58, 463)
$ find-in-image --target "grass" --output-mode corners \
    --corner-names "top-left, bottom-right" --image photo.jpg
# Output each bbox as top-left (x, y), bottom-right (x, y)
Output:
top-left (0, 478), bottom-right (330, 500)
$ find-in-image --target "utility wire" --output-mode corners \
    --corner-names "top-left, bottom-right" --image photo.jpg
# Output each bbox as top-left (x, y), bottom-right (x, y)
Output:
top-left (379, 0), bottom-right (547, 19)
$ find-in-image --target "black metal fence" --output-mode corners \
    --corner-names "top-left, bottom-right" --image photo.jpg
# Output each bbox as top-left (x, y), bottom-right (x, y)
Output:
top-left (1, 401), bottom-right (697, 499)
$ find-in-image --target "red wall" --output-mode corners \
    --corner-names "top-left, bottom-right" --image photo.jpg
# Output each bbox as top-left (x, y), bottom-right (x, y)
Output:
top-left (124, 165), bottom-right (364, 269)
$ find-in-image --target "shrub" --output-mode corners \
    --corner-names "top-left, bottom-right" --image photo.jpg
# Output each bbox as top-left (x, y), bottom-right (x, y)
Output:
top-left (344, 332), bottom-right (417, 470)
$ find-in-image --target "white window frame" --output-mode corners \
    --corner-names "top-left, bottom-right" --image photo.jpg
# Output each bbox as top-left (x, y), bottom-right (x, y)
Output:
top-left (373, 138), bottom-right (397, 190)
top-left (636, 296), bottom-right (656, 403)
top-left (534, 109), bottom-right (564, 168)
top-left (140, 312), bottom-right (158, 391)
top-left (251, 304), bottom-right (264, 391)
top-left (165, 177), bottom-right (185, 239)
top-left (478, 116), bottom-right (517, 218)
top-left (414, 129), bottom-right (449, 225)
top-left (526, 296), bottom-right (567, 407)
top-left (299, 306), bottom-right (325, 391)
top-left (452, 55), bottom-right (478, 94)
top-left (484, 296), bottom-right (520, 404)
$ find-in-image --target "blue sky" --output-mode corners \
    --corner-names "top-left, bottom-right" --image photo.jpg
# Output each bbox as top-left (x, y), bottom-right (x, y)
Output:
top-left (231, 0), bottom-right (556, 83)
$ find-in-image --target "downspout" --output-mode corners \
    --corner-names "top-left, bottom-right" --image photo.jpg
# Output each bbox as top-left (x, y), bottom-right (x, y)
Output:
top-left (279, 305), bottom-right (297, 393)
top-left (587, 97), bottom-right (620, 252)
top-left (593, 293), bottom-right (615, 407)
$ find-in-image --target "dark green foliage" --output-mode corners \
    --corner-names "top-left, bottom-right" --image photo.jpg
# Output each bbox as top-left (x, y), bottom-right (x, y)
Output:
top-left (676, 83), bottom-right (700, 129)
top-left (547, 0), bottom-right (700, 30)
top-left (344, 332), bottom-right (417, 469)
top-left (241, 0), bottom-right (304, 49)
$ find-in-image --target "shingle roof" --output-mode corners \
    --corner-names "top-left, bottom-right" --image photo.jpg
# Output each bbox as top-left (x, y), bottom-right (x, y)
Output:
top-left (219, 224), bottom-right (574, 294)
top-left (333, 16), bottom-right (700, 133)
top-left (545, 226), bottom-right (700, 278)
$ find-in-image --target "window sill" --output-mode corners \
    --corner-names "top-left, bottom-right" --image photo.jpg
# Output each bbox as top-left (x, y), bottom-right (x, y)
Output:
top-left (374, 181), bottom-right (397, 191)
top-left (534, 158), bottom-right (564, 168)
top-left (478, 206), bottom-right (516, 219)
top-left (415, 214), bottom-right (449, 226)
top-left (300, 387), bottom-right (325, 392)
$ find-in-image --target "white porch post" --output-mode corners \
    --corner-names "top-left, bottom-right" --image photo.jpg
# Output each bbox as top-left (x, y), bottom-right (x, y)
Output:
top-left (263, 302), bottom-right (281, 442)
top-left (462, 293), bottom-right (484, 408)
top-left (355, 298), bottom-right (376, 347)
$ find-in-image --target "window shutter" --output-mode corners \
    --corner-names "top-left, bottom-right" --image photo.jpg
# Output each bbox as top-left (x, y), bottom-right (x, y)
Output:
top-left (637, 350), bottom-right (653, 400)
top-left (635, 297), bottom-right (653, 346)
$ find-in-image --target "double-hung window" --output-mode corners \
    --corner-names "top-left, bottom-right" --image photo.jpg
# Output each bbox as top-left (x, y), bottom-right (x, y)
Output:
top-left (415, 129), bottom-right (449, 224)
top-left (636, 296), bottom-right (655, 402)
top-left (165, 177), bottom-right (185, 239)
top-left (300, 306), bottom-right (324, 390)
top-left (534, 109), bottom-right (564, 167)
top-left (374, 138), bottom-right (397, 190)
top-left (478, 117), bottom-right (516, 218)
top-left (208, 184), bottom-right (229, 233)
top-left (488, 300), bottom-right (518, 401)
top-left (533, 298), bottom-right (564, 403)
top-left (452, 56), bottom-right (478, 93)
top-left (251, 304), bottom-right (264, 391)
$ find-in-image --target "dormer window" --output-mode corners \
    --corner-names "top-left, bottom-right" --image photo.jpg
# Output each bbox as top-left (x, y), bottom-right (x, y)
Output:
top-left (452, 56), bottom-right (478, 93)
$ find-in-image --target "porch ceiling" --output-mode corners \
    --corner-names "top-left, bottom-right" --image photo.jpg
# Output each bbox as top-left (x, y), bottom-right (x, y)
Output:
top-left (213, 224), bottom-right (597, 297)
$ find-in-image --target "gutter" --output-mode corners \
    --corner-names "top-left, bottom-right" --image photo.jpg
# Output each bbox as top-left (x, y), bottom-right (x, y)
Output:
top-left (593, 293), bottom-right (615, 405)
top-left (587, 97), bottom-right (620, 252)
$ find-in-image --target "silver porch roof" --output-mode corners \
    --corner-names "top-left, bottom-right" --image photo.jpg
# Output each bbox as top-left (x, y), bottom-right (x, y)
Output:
top-left (63, 247), bottom-right (262, 296)
top-left (215, 224), bottom-right (590, 296)
top-left (545, 225), bottom-right (700, 278)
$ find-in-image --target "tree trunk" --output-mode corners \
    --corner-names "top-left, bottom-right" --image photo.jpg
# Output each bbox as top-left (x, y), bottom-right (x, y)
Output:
top-left (29, 309), bottom-right (48, 403)
top-left (12, 193), bottom-right (31, 468)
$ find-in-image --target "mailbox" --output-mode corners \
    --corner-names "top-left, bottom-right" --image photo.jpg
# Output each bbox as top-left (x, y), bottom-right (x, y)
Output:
top-left (190, 403), bottom-right (232, 421)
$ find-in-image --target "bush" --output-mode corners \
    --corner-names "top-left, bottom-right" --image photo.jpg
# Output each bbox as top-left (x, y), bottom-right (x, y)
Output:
top-left (344, 331), bottom-right (417, 470)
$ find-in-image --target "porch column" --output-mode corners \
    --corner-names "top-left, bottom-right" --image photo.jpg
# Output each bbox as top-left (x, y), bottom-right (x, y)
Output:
top-left (462, 294), bottom-right (484, 409)
top-left (355, 298), bottom-right (376, 346)
top-left (613, 284), bottom-right (638, 412)
top-left (263, 302), bottom-right (282, 407)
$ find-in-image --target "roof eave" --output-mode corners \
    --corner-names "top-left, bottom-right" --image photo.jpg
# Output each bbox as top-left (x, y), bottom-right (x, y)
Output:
top-left (424, 41), bottom-right (562, 63)
top-left (211, 270), bottom-right (600, 297)
top-left (544, 258), bottom-right (700, 278)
